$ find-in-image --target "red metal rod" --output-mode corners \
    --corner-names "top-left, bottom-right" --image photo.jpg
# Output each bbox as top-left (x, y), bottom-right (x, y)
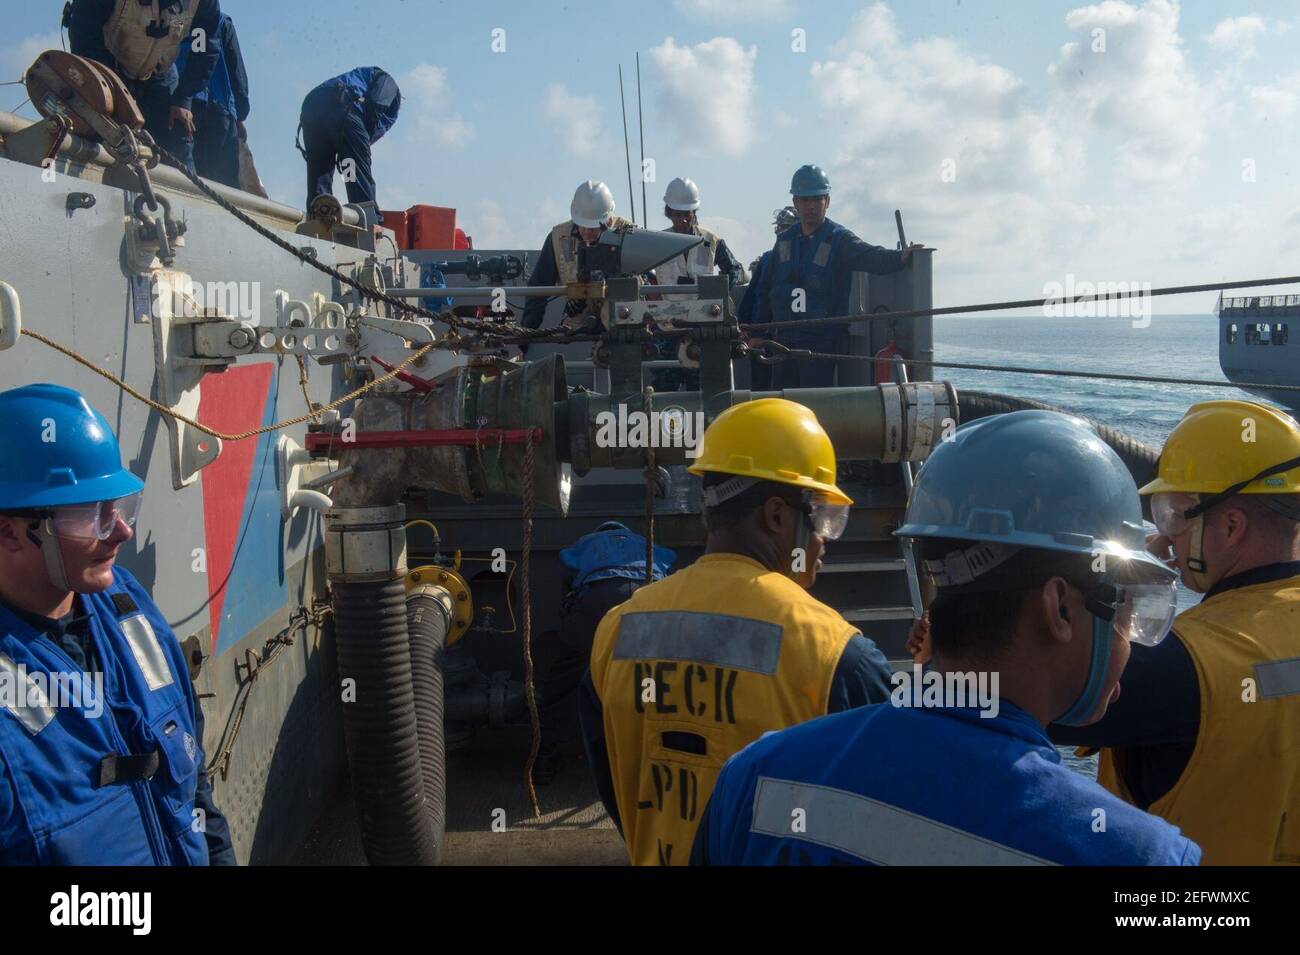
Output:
top-left (305, 427), bottom-right (542, 451)
top-left (369, 354), bottom-right (439, 394)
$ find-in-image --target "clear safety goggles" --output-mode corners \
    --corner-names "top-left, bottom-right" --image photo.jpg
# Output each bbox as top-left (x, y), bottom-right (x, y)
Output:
top-left (1084, 578), bottom-right (1178, 647)
top-left (39, 493), bottom-right (142, 541)
top-left (800, 497), bottom-right (849, 541)
top-left (1150, 491), bottom-right (1201, 539)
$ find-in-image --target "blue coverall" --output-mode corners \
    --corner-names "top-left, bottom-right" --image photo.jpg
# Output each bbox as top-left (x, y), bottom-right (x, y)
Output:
top-left (175, 13), bottom-right (248, 188)
top-left (298, 67), bottom-right (402, 210)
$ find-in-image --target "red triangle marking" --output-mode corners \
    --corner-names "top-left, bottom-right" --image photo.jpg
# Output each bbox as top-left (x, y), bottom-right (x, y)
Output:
top-left (197, 364), bottom-right (275, 651)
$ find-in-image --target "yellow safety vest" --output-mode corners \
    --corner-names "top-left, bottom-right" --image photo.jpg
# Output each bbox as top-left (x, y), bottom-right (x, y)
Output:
top-left (1099, 574), bottom-right (1300, 864)
top-left (549, 216), bottom-right (635, 285)
top-left (588, 552), bottom-right (858, 866)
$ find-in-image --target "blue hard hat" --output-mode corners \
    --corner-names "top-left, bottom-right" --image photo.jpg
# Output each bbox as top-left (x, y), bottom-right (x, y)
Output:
top-left (0, 384), bottom-right (144, 510)
top-left (897, 410), bottom-right (1169, 582)
top-left (790, 164), bottom-right (831, 197)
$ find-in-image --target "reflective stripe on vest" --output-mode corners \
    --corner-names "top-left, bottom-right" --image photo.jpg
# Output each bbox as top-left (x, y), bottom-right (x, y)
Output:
top-left (589, 553), bottom-right (857, 866)
top-left (1256, 657), bottom-right (1300, 698)
top-left (614, 611), bottom-right (782, 674)
top-left (0, 651), bottom-right (56, 735)
top-left (770, 224), bottom-right (846, 326)
top-left (102, 0), bottom-right (199, 81)
top-left (0, 573), bottom-right (207, 864)
top-left (1099, 575), bottom-right (1300, 864)
top-left (120, 615), bottom-right (174, 692)
top-left (750, 776), bottom-right (1056, 866)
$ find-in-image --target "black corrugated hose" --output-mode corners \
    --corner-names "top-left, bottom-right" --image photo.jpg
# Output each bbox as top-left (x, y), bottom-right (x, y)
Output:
top-left (957, 390), bottom-right (1160, 490)
top-left (406, 588), bottom-right (450, 860)
top-left (332, 578), bottom-right (441, 865)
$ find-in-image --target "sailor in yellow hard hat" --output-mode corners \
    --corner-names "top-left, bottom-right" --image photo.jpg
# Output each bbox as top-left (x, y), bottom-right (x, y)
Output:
top-left (578, 398), bottom-right (893, 865)
top-left (1050, 399), bottom-right (1300, 865)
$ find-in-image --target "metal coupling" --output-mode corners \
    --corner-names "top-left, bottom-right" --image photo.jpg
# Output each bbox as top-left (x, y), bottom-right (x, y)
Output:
top-left (324, 504), bottom-right (408, 581)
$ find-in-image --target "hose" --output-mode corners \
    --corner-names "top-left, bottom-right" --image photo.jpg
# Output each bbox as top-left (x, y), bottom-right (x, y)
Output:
top-left (406, 586), bottom-right (451, 862)
top-left (957, 390), bottom-right (1160, 490)
top-left (332, 578), bottom-right (440, 865)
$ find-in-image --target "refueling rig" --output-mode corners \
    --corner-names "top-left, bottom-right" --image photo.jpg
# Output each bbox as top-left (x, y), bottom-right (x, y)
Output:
top-left (0, 51), bottom-right (972, 864)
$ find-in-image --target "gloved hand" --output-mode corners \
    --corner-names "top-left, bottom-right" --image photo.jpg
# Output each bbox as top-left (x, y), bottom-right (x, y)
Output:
top-left (563, 297), bottom-right (587, 318)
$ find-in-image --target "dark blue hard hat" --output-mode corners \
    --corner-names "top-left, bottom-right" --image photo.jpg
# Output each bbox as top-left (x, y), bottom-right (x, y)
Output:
top-left (790, 164), bottom-right (831, 198)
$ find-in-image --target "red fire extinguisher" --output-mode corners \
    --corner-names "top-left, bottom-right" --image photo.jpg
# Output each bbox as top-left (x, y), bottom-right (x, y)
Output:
top-left (874, 331), bottom-right (905, 384)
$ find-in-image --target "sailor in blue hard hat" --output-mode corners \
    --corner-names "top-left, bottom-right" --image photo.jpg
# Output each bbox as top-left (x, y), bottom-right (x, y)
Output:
top-left (533, 521), bottom-right (676, 784)
top-left (0, 384), bottom-right (235, 865)
top-left (692, 410), bottom-right (1201, 866)
top-left (753, 164), bottom-right (926, 388)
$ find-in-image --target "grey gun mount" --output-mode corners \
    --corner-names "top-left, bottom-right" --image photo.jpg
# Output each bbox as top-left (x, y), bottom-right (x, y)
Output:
top-left (581, 228), bottom-right (703, 277)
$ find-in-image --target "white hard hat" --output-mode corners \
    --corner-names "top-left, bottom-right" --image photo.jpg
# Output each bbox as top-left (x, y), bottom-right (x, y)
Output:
top-left (571, 180), bottom-right (616, 229)
top-left (664, 176), bottom-right (701, 212)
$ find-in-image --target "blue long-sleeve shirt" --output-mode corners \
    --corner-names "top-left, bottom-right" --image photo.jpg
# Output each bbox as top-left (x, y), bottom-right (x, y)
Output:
top-left (68, 0), bottom-right (224, 110)
top-left (755, 219), bottom-right (903, 344)
top-left (0, 595), bottom-right (237, 865)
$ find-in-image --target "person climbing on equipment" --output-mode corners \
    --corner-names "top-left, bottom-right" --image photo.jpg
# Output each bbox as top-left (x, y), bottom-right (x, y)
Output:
top-left (297, 67), bottom-right (401, 211)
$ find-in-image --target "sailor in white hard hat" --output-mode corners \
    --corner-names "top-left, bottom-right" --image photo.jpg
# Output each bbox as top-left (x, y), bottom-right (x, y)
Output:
top-left (656, 177), bottom-right (743, 295)
top-left (521, 181), bottom-right (636, 334)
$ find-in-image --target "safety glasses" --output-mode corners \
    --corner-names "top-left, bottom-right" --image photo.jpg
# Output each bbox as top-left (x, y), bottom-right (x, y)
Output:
top-left (802, 496), bottom-right (850, 541)
top-left (1084, 579), bottom-right (1178, 647)
top-left (42, 493), bottom-right (142, 541)
top-left (1150, 491), bottom-right (1201, 539)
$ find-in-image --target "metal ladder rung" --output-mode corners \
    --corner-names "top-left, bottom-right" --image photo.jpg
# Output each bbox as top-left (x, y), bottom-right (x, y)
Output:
top-left (818, 559), bottom-right (906, 574)
top-left (841, 606), bottom-right (917, 622)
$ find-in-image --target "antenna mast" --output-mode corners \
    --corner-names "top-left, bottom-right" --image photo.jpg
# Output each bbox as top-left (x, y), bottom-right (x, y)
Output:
top-left (618, 64), bottom-right (637, 226)
top-left (637, 52), bottom-right (648, 228)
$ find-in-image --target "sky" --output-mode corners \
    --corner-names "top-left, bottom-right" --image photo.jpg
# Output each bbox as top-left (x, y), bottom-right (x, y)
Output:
top-left (4, 0), bottom-right (1300, 314)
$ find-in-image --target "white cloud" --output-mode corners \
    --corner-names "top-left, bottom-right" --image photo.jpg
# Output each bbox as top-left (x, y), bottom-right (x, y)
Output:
top-left (0, 31), bottom-right (62, 79)
top-left (698, 214), bottom-right (774, 274)
top-left (542, 82), bottom-right (608, 158)
top-left (396, 63), bottom-right (474, 146)
top-left (807, 3), bottom-right (1066, 277)
top-left (1048, 0), bottom-right (1205, 181)
top-left (1247, 73), bottom-right (1300, 121)
top-left (460, 198), bottom-right (566, 251)
top-left (647, 37), bottom-right (757, 157)
top-left (673, 0), bottom-right (791, 20)
top-left (1206, 15), bottom-right (1266, 60)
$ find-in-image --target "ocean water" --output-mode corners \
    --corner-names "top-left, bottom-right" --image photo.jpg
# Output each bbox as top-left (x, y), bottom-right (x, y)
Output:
top-left (932, 313), bottom-right (1264, 449)
top-left (931, 314), bottom-right (1266, 778)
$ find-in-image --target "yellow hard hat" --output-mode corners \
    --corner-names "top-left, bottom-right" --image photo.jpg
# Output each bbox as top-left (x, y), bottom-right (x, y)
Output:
top-left (688, 398), bottom-right (852, 505)
top-left (1139, 399), bottom-right (1300, 496)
